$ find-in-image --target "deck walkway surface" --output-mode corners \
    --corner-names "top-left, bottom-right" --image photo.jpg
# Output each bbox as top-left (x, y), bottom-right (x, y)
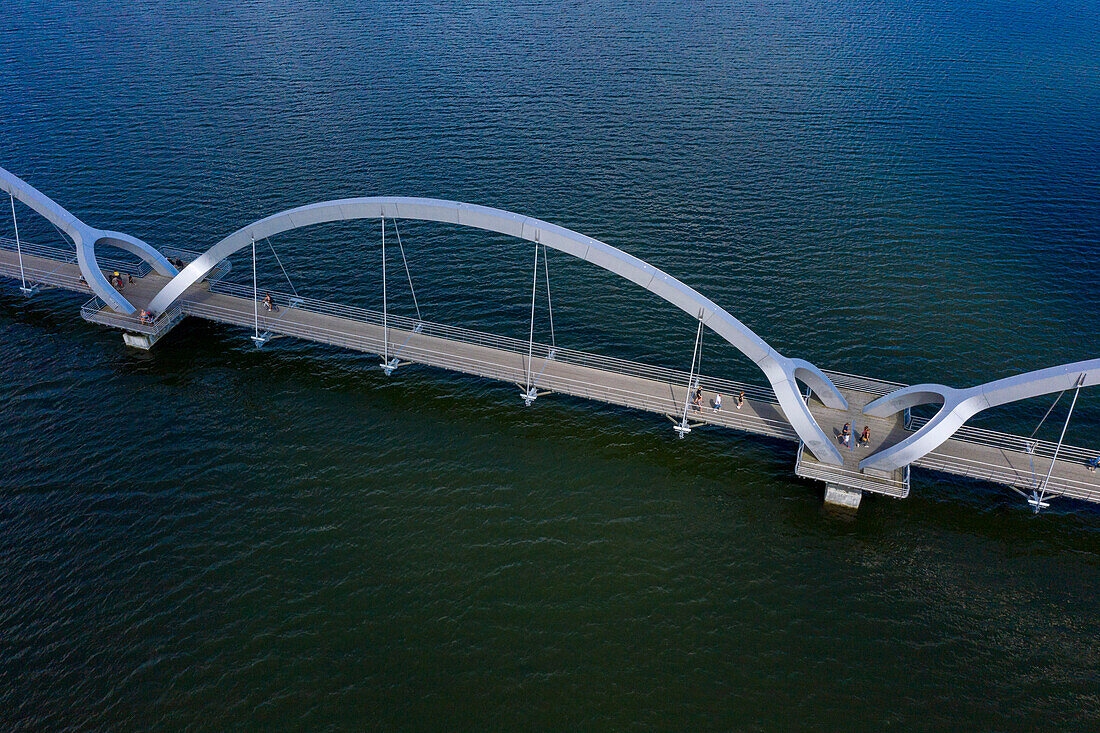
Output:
top-left (3, 245), bottom-right (1098, 506)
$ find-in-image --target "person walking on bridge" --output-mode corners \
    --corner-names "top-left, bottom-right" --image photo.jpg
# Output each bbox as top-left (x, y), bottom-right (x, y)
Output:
top-left (840, 422), bottom-right (851, 447)
top-left (713, 393), bottom-right (722, 412)
top-left (858, 426), bottom-right (871, 447)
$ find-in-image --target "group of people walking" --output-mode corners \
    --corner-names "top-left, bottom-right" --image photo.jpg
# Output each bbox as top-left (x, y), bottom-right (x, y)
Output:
top-left (690, 388), bottom-right (745, 414)
top-left (109, 271), bottom-right (133, 291)
top-left (839, 422), bottom-right (870, 448)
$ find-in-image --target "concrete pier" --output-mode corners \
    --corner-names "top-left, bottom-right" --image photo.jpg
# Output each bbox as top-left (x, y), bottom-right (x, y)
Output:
top-left (824, 484), bottom-right (863, 511)
top-left (122, 332), bottom-right (153, 350)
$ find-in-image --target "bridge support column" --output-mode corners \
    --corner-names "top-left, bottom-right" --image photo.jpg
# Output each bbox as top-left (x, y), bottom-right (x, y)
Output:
top-left (113, 311), bottom-right (185, 350)
top-left (823, 484), bottom-right (862, 511)
top-left (122, 323), bottom-right (181, 350)
top-left (123, 332), bottom-right (153, 350)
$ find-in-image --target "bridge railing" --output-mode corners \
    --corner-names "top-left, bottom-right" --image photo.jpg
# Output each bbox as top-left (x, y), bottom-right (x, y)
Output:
top-left (0, 236), bottom-right (77, 265)
top-left (913, 414), bottom-right (1097, 467)
top-left (0, 235), bottom-right (154, 278)
top-left (794, 441), bottom-right (911, 498)
top-left (915, 450), bottom-right (1098, 503)
top-left (808, 365), bottom-right (1097, 469)
top-left (81, 296), bottom-right (184, 337)
top-left (0, 252), bottom-right (88, 292)
top-left (207, 280), bottom-right (783, 406)
top-left (0, 236), bottom-right (234, 287)
top-left (160, 247), bottom-right (232, 284)
top-left (820, 370), bottom-right (907, 397)
top-left (183, 292), bottom-right (803, 442)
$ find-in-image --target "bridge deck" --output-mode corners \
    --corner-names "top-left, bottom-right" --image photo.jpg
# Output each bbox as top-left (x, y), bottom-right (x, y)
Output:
top-left (3, 245), bottom-right (1098, 506)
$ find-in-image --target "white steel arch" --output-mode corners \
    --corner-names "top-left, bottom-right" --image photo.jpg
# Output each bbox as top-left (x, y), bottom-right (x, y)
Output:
top-left (861, 359), bottom-right (1100, 471)
top-left (148, 196), bottom-right (849, 465)
top-left (0, 166), bottom-right (177, 314)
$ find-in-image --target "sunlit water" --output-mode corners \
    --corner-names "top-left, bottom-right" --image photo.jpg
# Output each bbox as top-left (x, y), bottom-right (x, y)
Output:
top-left (1, 1), bottom-right (1097, 729)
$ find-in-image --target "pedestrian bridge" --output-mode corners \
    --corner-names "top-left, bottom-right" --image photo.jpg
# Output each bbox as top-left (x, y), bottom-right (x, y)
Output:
top-left (1, 165), bottom-right (1097, 513)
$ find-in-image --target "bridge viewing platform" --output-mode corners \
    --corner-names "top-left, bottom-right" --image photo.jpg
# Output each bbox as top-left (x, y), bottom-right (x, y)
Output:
top-left (3, 241), bottom-right (1097, 513)
top-left (1, 164), bottom-right (1097, 515)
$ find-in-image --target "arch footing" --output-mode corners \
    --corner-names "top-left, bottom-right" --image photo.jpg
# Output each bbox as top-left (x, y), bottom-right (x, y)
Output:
top-left (824, 484), bottom-right (862, 512)
top-left (381, 357), bottom-right (409, 375)
top-left (1027, 492), bottom-right (1051, 512)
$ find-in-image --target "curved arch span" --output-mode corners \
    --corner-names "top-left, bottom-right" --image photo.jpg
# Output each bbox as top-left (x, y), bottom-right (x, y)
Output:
top-left (149, 196), bottom-right (849, 465)
top-left (0, 166), bottom-right (177, 314)
top-left (861, 359), bottom-right (1100, 472)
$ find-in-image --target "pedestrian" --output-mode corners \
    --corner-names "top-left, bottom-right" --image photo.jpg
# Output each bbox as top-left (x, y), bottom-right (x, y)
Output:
top-left (713, 393), bottom-right (722, 412)
top-left (1088, 456), bottom-right (1099, 473)
top-left (859, 426), bottom-right (870, 447)
top-left (736, 391), bottom-right (745, 409)
top-left (263, 293), bottom-right (275, 312)
top-left (691, 387), bottom-right (702, 412)
top-left (839, 422), bottom-right (851, 445)
top-left (126, 272), bottom-right (134, 284)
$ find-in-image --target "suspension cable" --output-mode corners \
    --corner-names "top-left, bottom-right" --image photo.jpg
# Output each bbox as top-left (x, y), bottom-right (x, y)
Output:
top-left (50, 221), bottom-right (69, 246)
top-left (390, 218), bottom-right (421, 322)
top-left (265, 237), bottom-right (299, 298)
top-left (677, 312), bottom-right (705, 434)
top-left (48, 219), bottom-right (74, 254)
top-left (1025, 388), bottom-right (1067, 487)
top-left (1029, 388), bottom-right (1067, 439)
top-left (10, 193), bottom-right (26, 289)
top-left (697, 310), bottom-right (703, 373)
top-left (524, 241), bottom-right (540, 394)
top-left (251, 234), bottom-right (259, 338)
top-left (542, 244), bottom-right (555, 349)
top-left (381, 218), bottom-right (389, 364)
top-left (1035, 373), bottom-right (1086, 510)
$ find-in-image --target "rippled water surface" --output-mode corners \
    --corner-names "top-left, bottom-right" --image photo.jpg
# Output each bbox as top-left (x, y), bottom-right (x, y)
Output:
top-left (1, 0), bottom-right (1098, 729)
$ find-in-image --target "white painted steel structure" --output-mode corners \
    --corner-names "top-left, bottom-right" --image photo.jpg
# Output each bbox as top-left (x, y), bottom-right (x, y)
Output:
top-left (0, 166), bottom-right (177, 314)
top-left (861, 362), bottom-right (1100, 472)
top-left (1, 165), bottom-right (1097, 493)
top-left (146, 197), bottom-right (851, 465)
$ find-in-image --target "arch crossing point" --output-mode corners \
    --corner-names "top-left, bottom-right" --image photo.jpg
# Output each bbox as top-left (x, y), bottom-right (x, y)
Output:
top-left (861, 360), bottom-right (1100, 472)
top-left (0, 166), bottom-right (177, 314)
top-left (148, 196), bottom-right (849, 465)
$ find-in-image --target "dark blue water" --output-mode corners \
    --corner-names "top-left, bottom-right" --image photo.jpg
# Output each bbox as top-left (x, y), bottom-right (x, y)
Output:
top-left (1, 1), bottom-right (1098, 729)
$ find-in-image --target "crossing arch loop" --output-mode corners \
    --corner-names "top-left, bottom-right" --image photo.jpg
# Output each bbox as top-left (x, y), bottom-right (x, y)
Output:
top-left (0, 166), bottom-right (178, 314)
top-left (148, 197), bottom-right (849, 465)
